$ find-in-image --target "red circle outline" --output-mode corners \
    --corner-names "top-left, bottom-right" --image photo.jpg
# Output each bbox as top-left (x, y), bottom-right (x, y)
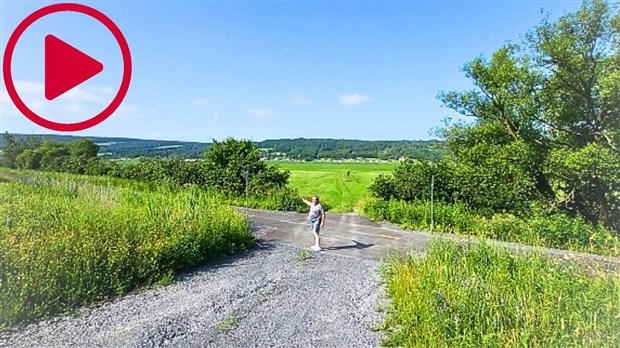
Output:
top-left (2, 3), bottom-right (132, 132)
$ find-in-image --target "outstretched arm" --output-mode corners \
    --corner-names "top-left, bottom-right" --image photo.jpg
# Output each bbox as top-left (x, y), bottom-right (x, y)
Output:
top-left (301, 197), bottom-right (312, 207)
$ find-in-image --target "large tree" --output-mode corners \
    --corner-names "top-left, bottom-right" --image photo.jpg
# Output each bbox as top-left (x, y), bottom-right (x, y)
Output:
top-left (203, 138), bottom-right (289, 196)
top-left (439, 0), bottom-right (620, 230)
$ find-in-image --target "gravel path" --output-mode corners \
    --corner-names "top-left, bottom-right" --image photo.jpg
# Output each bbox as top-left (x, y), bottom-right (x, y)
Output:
top-left (0, 226), bottom-right (386, 348)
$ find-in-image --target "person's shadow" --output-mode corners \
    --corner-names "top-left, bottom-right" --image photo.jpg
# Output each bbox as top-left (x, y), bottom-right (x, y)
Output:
top-left (323, 240), bottom-right (374, 251)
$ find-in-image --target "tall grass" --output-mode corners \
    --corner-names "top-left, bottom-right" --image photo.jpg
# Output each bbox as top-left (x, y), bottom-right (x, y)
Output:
top-left (381, 240), bottom-right (620, 347)
top-left (363, 199), bottom-right (620, 256)
top-left (0, 171), bottom-right (254, 327)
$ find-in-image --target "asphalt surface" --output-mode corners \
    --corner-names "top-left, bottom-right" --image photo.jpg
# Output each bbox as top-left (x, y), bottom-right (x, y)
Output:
top-left (247, 208), bottom-right (620, 271)
top-left (2, 208), bottom-right (619, 348)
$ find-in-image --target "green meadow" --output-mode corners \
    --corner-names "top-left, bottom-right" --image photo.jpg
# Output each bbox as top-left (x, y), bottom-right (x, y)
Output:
top-left (269, 161), bottom-right (397, 212)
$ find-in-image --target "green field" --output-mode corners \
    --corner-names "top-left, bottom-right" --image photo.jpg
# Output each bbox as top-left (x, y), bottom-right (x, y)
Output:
top-left (270, 161), bottom-right (397, 212)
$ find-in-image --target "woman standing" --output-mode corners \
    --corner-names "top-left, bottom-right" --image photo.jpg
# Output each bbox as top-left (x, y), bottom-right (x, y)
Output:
top-left (302, 196), bottom-right (325, 251)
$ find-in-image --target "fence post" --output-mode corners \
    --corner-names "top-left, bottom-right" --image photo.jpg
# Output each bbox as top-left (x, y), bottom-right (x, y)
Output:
top-left (430, 174), bottom-right (435, 232)
top-left (243, 170), bottom-right (249, 216)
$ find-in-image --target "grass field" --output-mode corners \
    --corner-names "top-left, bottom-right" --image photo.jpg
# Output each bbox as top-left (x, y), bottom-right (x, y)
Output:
top-left (382, 240), bottom-right (620, 347)
top-left (269, 161), bottom-right (397, 212)
top-left (0, 168), bottom-right (254, 327)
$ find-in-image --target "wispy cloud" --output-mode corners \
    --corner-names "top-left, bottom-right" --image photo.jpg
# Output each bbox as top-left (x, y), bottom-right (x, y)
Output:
top-left (118, 104), bottom-right (139, 112)
top-left (212, 112), bottom-right (221, 120)
top-left (112, 103), bottom-right (145, 121)
top-left (194, 98), bottom-right (209, 106)
top-left (339, 93), bottom-right (372, 106)
top-left (246, 108), bottom-right (275, 119)
top-left (2, 80), bottom-right (126, 124)
top-left (289, 96), bottom-right (314, 105)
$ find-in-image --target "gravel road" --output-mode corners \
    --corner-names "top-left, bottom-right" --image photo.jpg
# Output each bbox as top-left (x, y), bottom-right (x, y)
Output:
top-left (0, 225), bottom-right (386, 348)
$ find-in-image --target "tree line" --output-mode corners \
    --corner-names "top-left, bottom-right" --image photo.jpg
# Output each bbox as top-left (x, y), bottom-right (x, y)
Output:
top-left (0, 133), bottom-right (291, 198)
top-left (5, 133), bottom-right (445, 161)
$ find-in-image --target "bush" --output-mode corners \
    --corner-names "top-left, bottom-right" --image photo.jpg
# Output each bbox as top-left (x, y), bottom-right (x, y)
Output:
top-left (363, 198), bottom-right (620, 256)
top-left (369, 159), bottom-right (455, 203)
top-left (203, 138), bottom-right (289, 196)
top-left (368, 174), bottom-right (396, 200)
top-left (226, 187), bottom-right (308, 212)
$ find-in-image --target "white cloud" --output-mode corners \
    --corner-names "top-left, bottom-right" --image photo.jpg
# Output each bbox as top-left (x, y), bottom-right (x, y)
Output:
top-left (246, 108), bottom-right (275, 119)
top-left (289, 96), bottom-right (314, 105)
top-left (14, 81), bottom-right (108, 104)
top-left (118, 104), bottom-right (139, 112)
top-left (194, 98), bottom-right (209, 105)
top-left (339, 93), bottom-right (372, 106)
top-left (0, 88), bottom-right (19, 116)
top-left (112, 103), bottom-right (145, 121)
top-left (63, 87), bottom-right (107, 104)
top-left (2, 80), bottom-right (123, 124)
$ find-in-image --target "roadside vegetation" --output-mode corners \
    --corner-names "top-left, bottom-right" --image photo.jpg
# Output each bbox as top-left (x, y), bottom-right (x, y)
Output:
top-left (381, 240), bottom-right (620, 347)
top-left (0, 134), bottom-right (307, 212)
top-left (0, 169), bottom-right (254, 327)
top-left (377, 2), bottom-right (620, 346)
top-left (368, 0), bottom-right (620, 256)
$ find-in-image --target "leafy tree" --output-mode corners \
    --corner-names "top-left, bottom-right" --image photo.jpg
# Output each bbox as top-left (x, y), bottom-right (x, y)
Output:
top-left (15, 149), bottom-right (43, 170)
top-left (370, 159), bottom-right (455, 204)
top-left (437, 0), bottom-right (620, 230)
top-left (67, 139), bottom-right (99, 159)
top-left (37, 141), bottom-right (71, 172)
top-left (440, 122), bottom-right (546, 215)
top-left (1, 133), bottom-right (41, 168)
top-left (203, 138), bottom-right (289, 195)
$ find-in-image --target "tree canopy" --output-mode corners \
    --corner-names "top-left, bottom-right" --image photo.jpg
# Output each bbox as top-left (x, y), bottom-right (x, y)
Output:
top-left (373, 0), bottom-right (620, 232)
top-left (440, 0), bottom-right (620, 230)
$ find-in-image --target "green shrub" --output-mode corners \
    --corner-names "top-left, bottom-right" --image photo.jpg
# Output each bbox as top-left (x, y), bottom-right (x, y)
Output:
top-left (363, 198), bottom-right (620, 256)
top-left (227, 187), bottom-right (308, 212)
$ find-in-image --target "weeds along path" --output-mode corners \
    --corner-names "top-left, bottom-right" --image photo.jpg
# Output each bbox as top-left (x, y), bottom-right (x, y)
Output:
top-left (0, 225), bottom-right (385, 348)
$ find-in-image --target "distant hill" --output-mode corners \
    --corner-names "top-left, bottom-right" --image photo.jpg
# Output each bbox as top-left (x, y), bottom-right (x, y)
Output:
top-left (4, 134), bottom-right (445, 161)
top-left (7, 134), bottom-right (208, 159)
top-left (259, 138), bottom-right (446, 161)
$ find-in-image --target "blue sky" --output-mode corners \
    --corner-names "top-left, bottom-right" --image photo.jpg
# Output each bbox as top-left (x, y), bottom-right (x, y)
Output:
top-left (1, 0), bottom-right (581, 142)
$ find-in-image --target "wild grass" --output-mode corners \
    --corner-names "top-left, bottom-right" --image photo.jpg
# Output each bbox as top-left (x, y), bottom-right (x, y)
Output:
top-left (381, 240), bottom-right (620, 347)
top-left (0, 169), bottom-right (254, 327)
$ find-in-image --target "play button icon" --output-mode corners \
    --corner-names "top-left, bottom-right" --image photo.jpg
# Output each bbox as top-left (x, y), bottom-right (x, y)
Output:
top-left (45, 35), bottom-right (104, 100)
top-left (3, 3), bottom-right (131, 132)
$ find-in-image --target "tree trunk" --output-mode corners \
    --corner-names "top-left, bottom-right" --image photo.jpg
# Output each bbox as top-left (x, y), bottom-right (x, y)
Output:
top-left (594, 179), bottom-right (610, 229)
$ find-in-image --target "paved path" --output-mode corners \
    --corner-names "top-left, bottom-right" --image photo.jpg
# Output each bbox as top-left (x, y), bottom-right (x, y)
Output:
top-left (3, 208), bottom-right (619, 348)
top-left (248, 208), bottom-right (620, 271)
